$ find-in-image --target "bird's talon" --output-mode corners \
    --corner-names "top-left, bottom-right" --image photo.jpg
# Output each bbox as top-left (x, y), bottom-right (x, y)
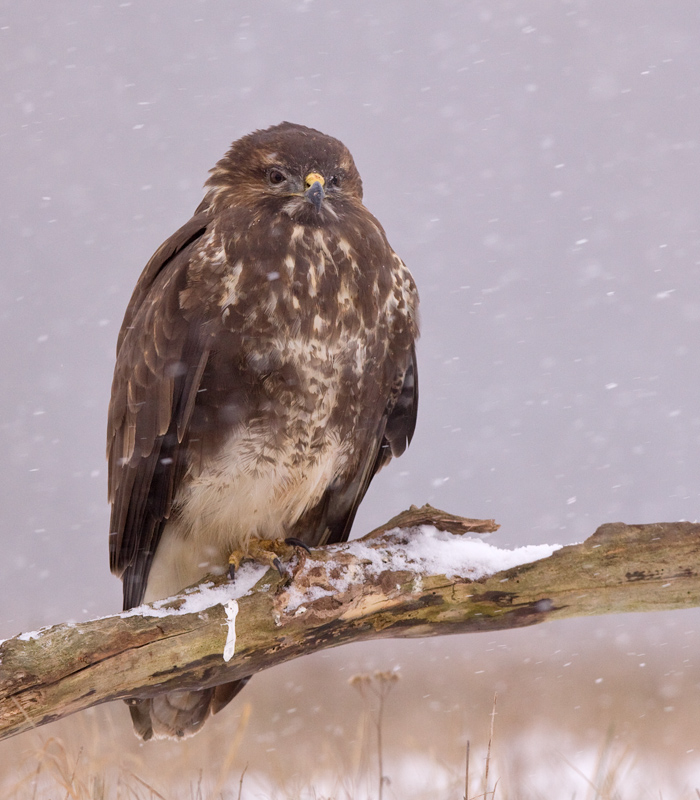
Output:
top-left (284, 537), bottom-right (311, 554)
top-left (273, 557), bottom-right (285, 576)
top-left (227, 550), bottom-right (243, 581)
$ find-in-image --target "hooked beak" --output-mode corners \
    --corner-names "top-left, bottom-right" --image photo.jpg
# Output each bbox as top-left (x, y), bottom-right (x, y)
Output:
top-left (304, 172), bottom-right (325, 212)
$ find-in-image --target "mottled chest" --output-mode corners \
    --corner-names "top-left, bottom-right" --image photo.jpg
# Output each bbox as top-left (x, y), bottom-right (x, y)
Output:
top-left (187, 213), bottom-right (417, 465)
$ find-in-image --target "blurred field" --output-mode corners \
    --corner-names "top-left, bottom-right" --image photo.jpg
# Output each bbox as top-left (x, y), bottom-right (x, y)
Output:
top-left (2, 611), bottom-right (700, 799)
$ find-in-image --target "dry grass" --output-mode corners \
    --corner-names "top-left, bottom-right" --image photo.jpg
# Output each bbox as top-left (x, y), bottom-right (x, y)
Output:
top-left (0, 716), bottom-right (696, 800)
top-left (349, 670), bottom-right (401, 799)
top-left (1, 695), bottom-right (696, 800)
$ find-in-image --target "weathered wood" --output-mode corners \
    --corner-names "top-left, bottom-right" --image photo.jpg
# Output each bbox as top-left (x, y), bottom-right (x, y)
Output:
top-left (1, 505), bottom-right (699, 741)
top-left (363, 503), bottom-right (500, 537)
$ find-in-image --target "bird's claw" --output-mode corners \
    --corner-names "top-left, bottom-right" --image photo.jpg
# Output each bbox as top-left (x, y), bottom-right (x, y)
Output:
top-left (228, 537), bottom-right (309, 581)
top-left (284, 537), bottom-right (312, 554)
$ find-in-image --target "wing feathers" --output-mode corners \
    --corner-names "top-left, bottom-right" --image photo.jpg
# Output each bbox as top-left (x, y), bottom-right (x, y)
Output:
top-left (108, 216), bottom-right (214, 606)
top-left (177, 346), bottom-right (210, 444)
top-left (384, 343), bottom-right (418, 459)
top-left (116, 213), bottom-right (210, 352)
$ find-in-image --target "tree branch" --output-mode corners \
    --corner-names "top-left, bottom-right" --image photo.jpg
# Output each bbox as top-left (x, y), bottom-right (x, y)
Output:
top-left (1, 505), bottom-right (699, 742)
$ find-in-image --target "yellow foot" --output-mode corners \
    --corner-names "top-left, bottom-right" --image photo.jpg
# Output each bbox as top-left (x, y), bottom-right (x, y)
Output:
top-left (228, 537), bottom-right (311, 580)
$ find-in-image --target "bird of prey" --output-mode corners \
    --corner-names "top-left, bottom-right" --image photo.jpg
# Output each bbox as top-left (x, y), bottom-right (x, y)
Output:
top-left (107, 122), bottom-right (419, 740)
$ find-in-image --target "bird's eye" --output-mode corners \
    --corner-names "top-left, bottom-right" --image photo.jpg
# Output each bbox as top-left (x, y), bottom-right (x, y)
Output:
top-left (268, 168), bottom-right (287, 186)
top-left (328, 175), bottom-right (341, 189)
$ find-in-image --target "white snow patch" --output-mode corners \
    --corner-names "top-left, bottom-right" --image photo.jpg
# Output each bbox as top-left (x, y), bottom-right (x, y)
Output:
top-left (6, 565), bottom-right (268, 651)
top-left (17, 629), bottom-right (46, 642)
top-left (283, 577), bottom-right (337, 614)
top-left (118, 563), bottom-right (268, 620)
top-left (349, 526), bottom-right (561, 580)
top-left (283, 526), bottom-right (562, 613)
top-left (223, 599), bottom-right (239, 661)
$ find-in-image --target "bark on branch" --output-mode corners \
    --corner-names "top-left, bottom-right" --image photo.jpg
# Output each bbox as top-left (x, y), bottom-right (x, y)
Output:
top-left (1, 504), bottom-right (699, 742)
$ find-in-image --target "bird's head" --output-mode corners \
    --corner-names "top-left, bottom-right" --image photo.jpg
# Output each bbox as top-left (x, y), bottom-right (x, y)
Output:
top-left (201, 122), bottom-right (364, 226)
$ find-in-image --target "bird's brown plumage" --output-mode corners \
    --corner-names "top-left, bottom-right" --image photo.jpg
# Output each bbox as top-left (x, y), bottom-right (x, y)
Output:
top-left (107, 122), bottom-right (419, 739)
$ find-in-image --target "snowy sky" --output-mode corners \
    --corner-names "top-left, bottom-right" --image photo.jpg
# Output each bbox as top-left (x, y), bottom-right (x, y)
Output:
top-left (1, 1), bottom-right (699, 636)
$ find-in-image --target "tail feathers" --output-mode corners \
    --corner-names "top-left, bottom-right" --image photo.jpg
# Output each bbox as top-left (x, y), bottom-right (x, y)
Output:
top-left (127, 677), bottom-right (251, 741)
top-left (211, 675), bottom-right (251, 714)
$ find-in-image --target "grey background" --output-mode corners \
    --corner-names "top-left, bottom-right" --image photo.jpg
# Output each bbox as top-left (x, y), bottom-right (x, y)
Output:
top-left (0, 0), bottom-right (698, 687)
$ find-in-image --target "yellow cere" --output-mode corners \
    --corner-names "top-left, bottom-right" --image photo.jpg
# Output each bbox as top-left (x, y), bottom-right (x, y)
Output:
top-left (304, 172), bottom-right (325, 188)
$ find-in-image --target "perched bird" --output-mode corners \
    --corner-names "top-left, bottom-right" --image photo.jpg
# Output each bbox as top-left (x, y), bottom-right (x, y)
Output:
top-left (107, 122), bottom-right (419, 740)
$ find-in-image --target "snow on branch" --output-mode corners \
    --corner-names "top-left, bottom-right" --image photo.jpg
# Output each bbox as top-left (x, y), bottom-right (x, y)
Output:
top-left (1, 505), bottom-right (699, 742)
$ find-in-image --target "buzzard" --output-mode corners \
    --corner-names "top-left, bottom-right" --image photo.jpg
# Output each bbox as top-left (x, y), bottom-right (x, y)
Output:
top-left (107, 122), bottom-right (419, 740)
